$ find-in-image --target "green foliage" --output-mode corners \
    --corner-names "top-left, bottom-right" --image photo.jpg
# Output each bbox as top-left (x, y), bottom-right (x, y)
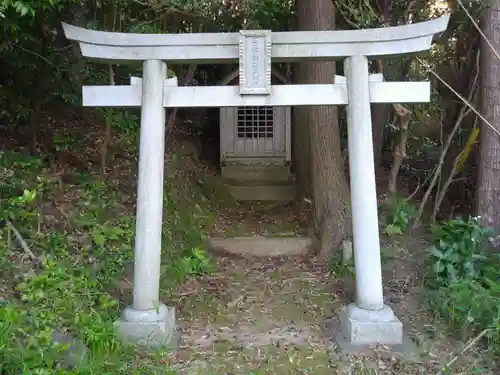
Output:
top-left (0, 0), bottom-right (66, 18)
top-left (428, 217), bottom-right (493, 285)
top-left (328, 251), bottom-right (354, 278)
top-left (101, 109), bottom-right (141, 150)
top-left (383, 196), bottom-right (417, 236)
top-left (425, 216), bottom-right (500, 357)
top-left (0, 140), bottom-right (217, 372)
top-left (0, 0), bottom-right (293, 132)
top-left (244, 0), bottom-right (293, 30)
top-left (1, 1), bottom-right (31, 17)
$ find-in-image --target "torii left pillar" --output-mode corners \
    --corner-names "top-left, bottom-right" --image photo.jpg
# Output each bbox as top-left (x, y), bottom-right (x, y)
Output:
top-left (114, 59), bottom-right (177, 348)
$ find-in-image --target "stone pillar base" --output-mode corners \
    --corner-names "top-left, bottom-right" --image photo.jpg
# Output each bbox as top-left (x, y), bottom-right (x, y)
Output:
top-left (114, 303), bottom-right (178, 349)
top-left (339, 303), bottom-right (403, 346)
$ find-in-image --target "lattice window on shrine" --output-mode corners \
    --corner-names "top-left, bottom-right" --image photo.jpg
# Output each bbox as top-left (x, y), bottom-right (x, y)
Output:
top-left (236, 106), bottom-right (274, 139)
top-left (219, 67), bottom-right (291, 163)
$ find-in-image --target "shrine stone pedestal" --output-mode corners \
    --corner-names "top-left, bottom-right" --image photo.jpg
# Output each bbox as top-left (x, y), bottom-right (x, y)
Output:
top-left (334, 304), bottom-right (419, 361)
top-left (114, 304), bottom-right (178, 348)
top-left (338, 303), bottom-right (403, 346)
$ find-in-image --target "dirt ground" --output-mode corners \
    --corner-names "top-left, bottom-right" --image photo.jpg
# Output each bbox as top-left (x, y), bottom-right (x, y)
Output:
top-left (166, 234), bottom-right (494, 375)
top-left (212, 200), bottom-right (312, 238)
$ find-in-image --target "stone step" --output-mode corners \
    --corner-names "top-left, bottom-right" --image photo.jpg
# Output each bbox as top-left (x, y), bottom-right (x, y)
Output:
top-left (221, 165), bottom-right (292, 183)
top-left (209, 236), bottom-right (313, 257)
top-left (228, 183), bottom-right (296, 201)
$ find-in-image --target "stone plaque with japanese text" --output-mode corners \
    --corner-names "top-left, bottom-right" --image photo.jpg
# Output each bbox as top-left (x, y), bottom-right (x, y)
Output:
top-left (239, 30), bottom-right (272, 95)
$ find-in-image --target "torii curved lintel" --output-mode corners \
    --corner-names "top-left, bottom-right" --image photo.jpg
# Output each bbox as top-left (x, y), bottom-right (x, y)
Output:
top-left (62, 15), bottom-right (449, 63)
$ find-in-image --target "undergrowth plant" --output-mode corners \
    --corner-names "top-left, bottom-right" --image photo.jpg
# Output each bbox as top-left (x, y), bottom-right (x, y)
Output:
top-left (0, 118), bottom-right (218, 374)
top-left (425, 216), bottom-right (500, 358)
top-left (428, 216), bottom-right (493, 285)
top-left (383, 195), bottom-right (417, 236)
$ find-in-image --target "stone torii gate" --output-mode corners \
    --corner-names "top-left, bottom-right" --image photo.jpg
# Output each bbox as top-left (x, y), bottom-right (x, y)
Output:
top-left (62, 16), bottom-right (450, 349)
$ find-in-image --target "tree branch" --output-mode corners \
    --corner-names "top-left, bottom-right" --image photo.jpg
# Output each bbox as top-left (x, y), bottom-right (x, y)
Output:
top-left (166, 64), bottom-right (198, 144)
top-left (412, 52), bottom-right (480, 228)
top-left (387, 104), bottom-right (411, 195)
top-left (6, 220), bottom-right (36, 261)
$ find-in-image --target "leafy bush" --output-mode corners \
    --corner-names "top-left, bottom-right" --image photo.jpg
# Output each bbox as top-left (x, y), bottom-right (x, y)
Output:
top-left (428, 216), bottom-right (493, 285)
top-left (383, 195), bottom-right (417, 236)
top-left (425, 216), bottom-right (500, 357)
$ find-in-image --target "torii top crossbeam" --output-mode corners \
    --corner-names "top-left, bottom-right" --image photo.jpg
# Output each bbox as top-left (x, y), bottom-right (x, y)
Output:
top-left (62, 16), bottom-right (449, 63)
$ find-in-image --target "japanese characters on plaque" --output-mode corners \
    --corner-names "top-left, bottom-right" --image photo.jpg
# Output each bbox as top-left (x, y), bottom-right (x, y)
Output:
top-left (239, 30), bottom-right (272, 95)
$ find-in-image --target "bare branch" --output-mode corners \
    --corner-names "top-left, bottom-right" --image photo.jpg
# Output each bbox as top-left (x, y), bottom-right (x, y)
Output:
top-left (437, 329), bottom-right (491, 375)
top-left (166, 64), bottom-right (198, 143)
top-left (8, 42), bottom-right (53, 65)
top-left (412, 52), bottom-right (480, 228)
top-left (403, 0), bottom-right (418, 24)
top-left (457, 0), bottom-right (500, 62)
top-left (387, 105), bottom-right (411, 195)
top-left (6, 220), bottom-right (36, 261)
top-left (416, 56), bottom-right (499, 137)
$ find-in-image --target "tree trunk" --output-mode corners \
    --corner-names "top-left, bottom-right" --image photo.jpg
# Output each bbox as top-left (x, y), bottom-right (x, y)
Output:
top-left (295, 0), bottom-right (351, 260)
top-left (371, 60), bottom-right (389, 167)
top-left (371, 104), bottom-right (388, 167)
top-left (30, 12), bottom-right (51, 155)
top-left (68, 2), bottom-right (87, 91)
top-left (477, 1), bottom-right (500, 248)
top-left (292, 43), bottom-right (311, 197)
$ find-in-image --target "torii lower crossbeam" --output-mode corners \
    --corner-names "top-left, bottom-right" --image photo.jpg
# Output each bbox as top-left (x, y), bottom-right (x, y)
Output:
top-left (82, 81), bottom-right (429, 108)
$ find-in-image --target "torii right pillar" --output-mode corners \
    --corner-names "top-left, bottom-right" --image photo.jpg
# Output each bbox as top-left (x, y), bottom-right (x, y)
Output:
top-left (339, 55), bottom-right (403, 350)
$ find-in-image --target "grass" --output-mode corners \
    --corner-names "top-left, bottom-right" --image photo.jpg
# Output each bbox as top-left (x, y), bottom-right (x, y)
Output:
top-left (0, 143), bottom-right (217, 373)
